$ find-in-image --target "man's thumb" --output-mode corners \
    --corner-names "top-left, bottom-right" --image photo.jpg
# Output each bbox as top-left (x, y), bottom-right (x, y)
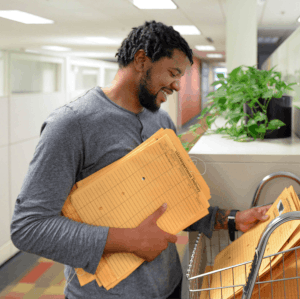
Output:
top-left (151, 203), bottom-right (167, 222)
top-left (261, 214), bottom-right (269, 221)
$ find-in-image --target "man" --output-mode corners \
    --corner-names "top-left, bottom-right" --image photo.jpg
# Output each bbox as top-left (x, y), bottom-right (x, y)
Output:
top-left (11, 21), bottom-right (270, 299)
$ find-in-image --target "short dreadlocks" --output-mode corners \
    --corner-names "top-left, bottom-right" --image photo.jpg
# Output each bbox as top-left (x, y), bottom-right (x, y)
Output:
top-left (116, 20), bottom-right (193, 68)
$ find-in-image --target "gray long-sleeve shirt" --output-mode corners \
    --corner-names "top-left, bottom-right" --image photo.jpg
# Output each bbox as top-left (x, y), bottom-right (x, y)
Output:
top-left (11, 86), bottom-right (218, 299)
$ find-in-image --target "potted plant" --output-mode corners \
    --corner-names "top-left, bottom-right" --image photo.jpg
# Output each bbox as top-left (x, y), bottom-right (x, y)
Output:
top-left (181, 66), bottom-right (296, 148)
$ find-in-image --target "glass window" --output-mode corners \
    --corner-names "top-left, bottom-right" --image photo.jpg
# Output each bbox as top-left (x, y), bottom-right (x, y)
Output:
top-left (213, 67), bottom-right (227, 90)
top-left (71, 66), bottom-right (99, 91)
top-left (11, 59), bottom-right (61, 94)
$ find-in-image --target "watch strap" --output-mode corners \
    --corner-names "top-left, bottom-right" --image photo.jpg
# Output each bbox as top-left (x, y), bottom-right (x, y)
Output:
top-left (228, 209), bottom-right (239, 242)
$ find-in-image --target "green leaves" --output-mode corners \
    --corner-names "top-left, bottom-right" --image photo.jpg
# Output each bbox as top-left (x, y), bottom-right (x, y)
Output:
top-left (211, 80), bottom-right (224, 86)
top-left (262, 90), bottom-right (273, 99)
top-left (217, 97), bottom-right (227, 105)
top-left (181, 65), bottom-right (296, 145)
top-left (248, 123), bottom-right (259, 138)
top-left (206, 115), bottom-right (217, 126)
top-left (267, 119), bottom-right (286, 131)
top-left (255, 124), bottom-right (266, 133)
top-left (230, 94), bottom-right (245, 104)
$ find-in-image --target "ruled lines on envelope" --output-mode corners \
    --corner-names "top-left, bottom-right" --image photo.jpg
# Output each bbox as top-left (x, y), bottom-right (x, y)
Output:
top-left (70, 135), bottom-right (206, 233)
top-left (62, 129), bottom-right (211, 289)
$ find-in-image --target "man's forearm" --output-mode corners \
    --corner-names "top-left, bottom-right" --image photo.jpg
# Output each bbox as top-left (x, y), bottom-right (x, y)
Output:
top-left (104, 227), bottom-right (137, 254)
top-left (214, 209), bottom-right (230, 230)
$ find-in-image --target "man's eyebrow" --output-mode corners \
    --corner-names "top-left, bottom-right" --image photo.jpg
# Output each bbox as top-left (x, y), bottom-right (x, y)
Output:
top-left (170, 67), bottom-right (182, 75)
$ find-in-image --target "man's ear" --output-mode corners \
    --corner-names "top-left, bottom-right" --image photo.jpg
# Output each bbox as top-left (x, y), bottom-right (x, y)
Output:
top-left (134, 49), bottom-right (150, 72)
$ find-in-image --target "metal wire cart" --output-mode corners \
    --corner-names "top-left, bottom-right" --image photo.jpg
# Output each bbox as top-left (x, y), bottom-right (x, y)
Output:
top-left (186, 172), bottom-right (300, 299)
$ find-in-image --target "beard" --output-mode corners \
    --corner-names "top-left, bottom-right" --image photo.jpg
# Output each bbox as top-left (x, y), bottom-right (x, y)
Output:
top-left (138, 68), bottom-right (160, 113)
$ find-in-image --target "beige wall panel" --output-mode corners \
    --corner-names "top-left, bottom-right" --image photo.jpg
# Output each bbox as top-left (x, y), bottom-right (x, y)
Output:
top-left (10, 93), bottom-right (66, 144)
top-left (0, 97), bottom-right (8, 147)
top-left (0, 146), bottom-right (10, 248)
top-left (10, 138), bottom-right (40, 217)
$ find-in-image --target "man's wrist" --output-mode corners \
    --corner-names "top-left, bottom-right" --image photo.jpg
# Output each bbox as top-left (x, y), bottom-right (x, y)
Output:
top-left (214, 209), bottom-right (230, 230)
top-left (104, 227), bottom-right (138, 255)
top-left (234, 211), bottom-right (242, 231)
top-left (228, 210), bottom-right (239, 242)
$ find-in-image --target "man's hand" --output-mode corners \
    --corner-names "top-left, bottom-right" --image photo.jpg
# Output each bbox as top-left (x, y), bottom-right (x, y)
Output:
top-left (104, 203), bottom-right (177, 263)
top-left (235, 205), bottom-right (272, 233)
top-left (132, 203), bottom-right (178, 262)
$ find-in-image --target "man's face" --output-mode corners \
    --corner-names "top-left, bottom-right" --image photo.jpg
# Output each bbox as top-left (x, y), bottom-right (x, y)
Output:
top-left (138, 49), bottom-right (190, 112)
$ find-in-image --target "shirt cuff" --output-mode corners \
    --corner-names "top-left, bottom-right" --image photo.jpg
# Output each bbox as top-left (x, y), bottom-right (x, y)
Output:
top-left (184, 206), bottom-right (219, 239)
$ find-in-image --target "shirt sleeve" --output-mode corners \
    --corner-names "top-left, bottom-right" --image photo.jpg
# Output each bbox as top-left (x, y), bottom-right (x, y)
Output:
top-left (184, 206), bottom-right (219, 239)
top-left (10, 106), bottom-right (109, 274)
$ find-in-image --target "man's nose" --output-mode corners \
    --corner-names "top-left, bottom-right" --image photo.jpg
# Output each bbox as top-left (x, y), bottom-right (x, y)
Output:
top-left (171, 80), bottom-right (180, 92)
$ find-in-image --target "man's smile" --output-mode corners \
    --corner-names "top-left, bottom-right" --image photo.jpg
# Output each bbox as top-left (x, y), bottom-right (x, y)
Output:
top-left (160, 88), bottom-right (173, 100)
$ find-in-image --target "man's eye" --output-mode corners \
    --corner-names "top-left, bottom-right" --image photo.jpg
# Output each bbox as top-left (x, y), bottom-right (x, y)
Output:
top-left (171, 73), bottom-right (176, 78)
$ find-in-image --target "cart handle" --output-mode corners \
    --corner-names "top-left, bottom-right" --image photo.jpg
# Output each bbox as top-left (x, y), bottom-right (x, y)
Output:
top-left (242, 211), bottom-right (300, 299)
top-left (251, 171), bottom-right (300, 208)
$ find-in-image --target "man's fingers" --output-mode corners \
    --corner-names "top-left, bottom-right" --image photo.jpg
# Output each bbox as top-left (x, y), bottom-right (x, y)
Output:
top-left (260, 214), bottom-right (270, 221)
top-left (263, 204), bottom-right (272, 213)
top-left (165, 232), bottom-right (178, 244)
top-left (149, 203), bottom-right (167, 222)
top-left (254, 206), bottom-right (270, 221)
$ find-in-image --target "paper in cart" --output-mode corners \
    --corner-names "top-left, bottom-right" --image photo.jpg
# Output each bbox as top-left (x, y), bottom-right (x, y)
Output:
top-left (207, 186), bottom-right (300, 299)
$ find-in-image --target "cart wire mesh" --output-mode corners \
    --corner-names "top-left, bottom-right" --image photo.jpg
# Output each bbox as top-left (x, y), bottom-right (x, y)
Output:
top-left (187, 212), bottom-right (300, 299)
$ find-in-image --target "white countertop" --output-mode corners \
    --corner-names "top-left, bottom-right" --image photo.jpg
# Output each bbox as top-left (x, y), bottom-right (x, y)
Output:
top-left (189, 118), bottom-right (300, 163)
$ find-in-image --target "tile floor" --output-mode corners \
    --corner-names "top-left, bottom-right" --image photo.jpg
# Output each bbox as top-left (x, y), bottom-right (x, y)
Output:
top-left (0, 233), bottom-right (189, 299)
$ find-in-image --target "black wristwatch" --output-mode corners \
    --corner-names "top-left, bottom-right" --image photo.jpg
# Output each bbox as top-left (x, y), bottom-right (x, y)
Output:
top-left (228, 210), bottom-right (239, 242)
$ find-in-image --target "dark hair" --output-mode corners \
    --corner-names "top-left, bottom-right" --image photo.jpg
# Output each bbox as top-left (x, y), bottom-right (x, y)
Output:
top-left (116, 20), bottom-right (193, 68)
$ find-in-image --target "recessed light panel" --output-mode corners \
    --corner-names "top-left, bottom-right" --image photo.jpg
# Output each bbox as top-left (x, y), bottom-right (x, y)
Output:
top-left (0, 10), bottom-right (54, 24)
top-left (195, 45), bottom-right (216, 51)
top-left (206, 54), bottom-right (223, 58)
top-left (173, 25), bottom-right (201, 35)
top-left (25, 49), bottom-right (40, 54)
top-left (132, 0), bottom-right (177, 9)
top-left (42, 46), bottom-right (71, 52)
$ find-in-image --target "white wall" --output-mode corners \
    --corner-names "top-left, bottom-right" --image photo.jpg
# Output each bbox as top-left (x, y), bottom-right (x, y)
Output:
top-left (160, 92), bottom-right (178, 127)
top-left (0, 51), bottom-right (119, 266)
top-left (262, 26), bottom-right (300, 138)
top-left (226, 0), bottom-right (257, 73)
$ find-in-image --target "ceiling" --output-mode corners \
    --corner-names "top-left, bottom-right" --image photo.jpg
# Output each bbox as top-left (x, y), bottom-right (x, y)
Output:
top-left (0, 0), bottom-right (299, 63)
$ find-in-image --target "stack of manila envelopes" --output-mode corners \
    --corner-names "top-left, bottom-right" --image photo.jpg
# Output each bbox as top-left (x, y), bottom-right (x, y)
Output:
top-left (61, 128), bottom-right (211, 290)
top-left (199, 186), bottom-right (300, 299)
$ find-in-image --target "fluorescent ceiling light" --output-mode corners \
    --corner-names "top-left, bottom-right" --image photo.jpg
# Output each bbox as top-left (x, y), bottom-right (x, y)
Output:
top-left (257, 36), bottom-right (279, 44)
top-left (0, 10), bottom-right (54, 24)
top-left (173, 25), bottom-right (201, 35)
top-left (195, 45), bottom-right (216, 51)
top-left (206, 54), bottom-right (223, 58)
top-left (25, 49), bottom-right (40, 54)
top-left (85, 37), bottom-right (121, 45)
top-left (132, 0), bottom-right (177, 9)
top-left (42, 46), bottom-right (71, 51)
